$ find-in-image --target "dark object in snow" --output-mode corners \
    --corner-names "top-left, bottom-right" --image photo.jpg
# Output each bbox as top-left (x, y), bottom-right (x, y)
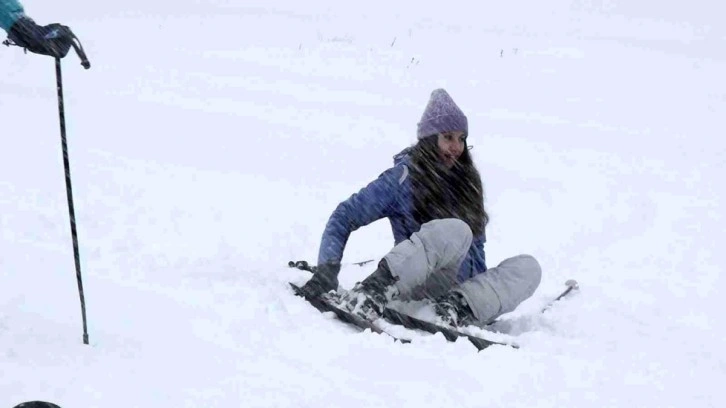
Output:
top-left (13, 402), bottom-right (62, 408)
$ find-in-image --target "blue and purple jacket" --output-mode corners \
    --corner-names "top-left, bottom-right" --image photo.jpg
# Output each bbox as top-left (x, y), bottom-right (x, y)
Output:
top-left (317, 148), bottom-right (487, 282)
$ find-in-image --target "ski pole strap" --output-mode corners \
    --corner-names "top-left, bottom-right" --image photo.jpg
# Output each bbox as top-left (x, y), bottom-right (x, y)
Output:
top-left (69, 31), bottom-right (90, 69)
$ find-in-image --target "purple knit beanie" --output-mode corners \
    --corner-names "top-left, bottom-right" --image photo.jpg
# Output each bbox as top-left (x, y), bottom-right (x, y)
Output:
top-left (416, 88), bottom-right (468, 139)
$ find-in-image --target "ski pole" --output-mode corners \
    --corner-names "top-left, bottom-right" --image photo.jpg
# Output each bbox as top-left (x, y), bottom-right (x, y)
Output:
top-left (56, 57), bottom-right (89, 345)
top-left (540, 279), bottom-right (579, 313)
top-left (287, 259), bottom-right (375, 273)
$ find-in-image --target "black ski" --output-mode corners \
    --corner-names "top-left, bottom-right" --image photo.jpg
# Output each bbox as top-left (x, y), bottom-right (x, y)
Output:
top-left (290, 283), bottom-right (512, 351)
top-left (381, 308), bottom-right (517, 350)
top-left (289, 283), bottom-right (411, 344)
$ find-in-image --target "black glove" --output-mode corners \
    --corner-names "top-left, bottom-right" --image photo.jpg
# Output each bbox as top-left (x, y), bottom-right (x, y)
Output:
top-left (297, 263), bottom-right (341, 299)
top-left (7, 17), bottom-right (75, 58)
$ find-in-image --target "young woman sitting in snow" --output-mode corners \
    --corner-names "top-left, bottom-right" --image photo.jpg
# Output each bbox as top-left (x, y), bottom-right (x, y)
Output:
top-left (299, 88), bottom-right (542, 328)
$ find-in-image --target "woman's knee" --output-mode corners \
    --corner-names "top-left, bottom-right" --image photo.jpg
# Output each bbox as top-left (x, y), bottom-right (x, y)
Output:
top-left (510, 254), bottom-right (542, 287)
top-left (421, 218), bottom-right (473, 249)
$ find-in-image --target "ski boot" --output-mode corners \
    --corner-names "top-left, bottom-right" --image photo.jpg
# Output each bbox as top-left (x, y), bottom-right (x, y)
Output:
top-left (433, 290), bottom-right (476, 328)
top-left (337, 260), bottom-right (399, 321)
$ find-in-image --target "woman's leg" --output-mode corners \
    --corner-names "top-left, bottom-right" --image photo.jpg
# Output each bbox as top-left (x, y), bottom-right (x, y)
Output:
top-left (384, 218), bottom-right (473, 301)
top-left (455, 254), bottom-right (542, 326)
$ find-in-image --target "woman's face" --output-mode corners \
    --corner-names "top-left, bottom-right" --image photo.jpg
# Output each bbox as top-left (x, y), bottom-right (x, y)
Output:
top-left (436, 131), bottom-right (467, 169)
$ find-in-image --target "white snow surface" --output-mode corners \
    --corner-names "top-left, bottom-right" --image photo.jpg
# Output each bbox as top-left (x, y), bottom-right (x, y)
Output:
top-left (1, 0), bottom-right (725, 406)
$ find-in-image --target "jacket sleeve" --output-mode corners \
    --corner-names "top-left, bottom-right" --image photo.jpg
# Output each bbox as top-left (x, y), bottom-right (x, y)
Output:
top-left (317, 165), bottom-right (403, 265)
top-left (0, 0), bottom-right (25, 32)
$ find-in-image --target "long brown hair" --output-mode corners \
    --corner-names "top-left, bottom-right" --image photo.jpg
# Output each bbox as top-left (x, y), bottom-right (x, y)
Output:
top-left (409, 135), bottom-right (488, 237)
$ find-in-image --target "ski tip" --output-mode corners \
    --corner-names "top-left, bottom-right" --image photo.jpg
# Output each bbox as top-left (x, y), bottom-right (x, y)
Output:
top-left (289, 282), bottom-right (304, 297)
top-left (565, 279), bottom-right (579, 289)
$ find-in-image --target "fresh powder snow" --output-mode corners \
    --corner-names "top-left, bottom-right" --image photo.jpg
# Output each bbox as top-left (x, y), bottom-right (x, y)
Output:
top-left (1, 1), bottom-right (724, 407)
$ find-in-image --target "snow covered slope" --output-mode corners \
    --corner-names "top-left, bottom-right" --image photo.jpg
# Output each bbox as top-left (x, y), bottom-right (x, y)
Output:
top-left (1, 1), bottom-right (724, 406)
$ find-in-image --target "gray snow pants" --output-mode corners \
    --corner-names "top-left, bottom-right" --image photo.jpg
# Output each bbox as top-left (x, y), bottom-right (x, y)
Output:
top-left (383, 219), bottom-right (542, 327)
